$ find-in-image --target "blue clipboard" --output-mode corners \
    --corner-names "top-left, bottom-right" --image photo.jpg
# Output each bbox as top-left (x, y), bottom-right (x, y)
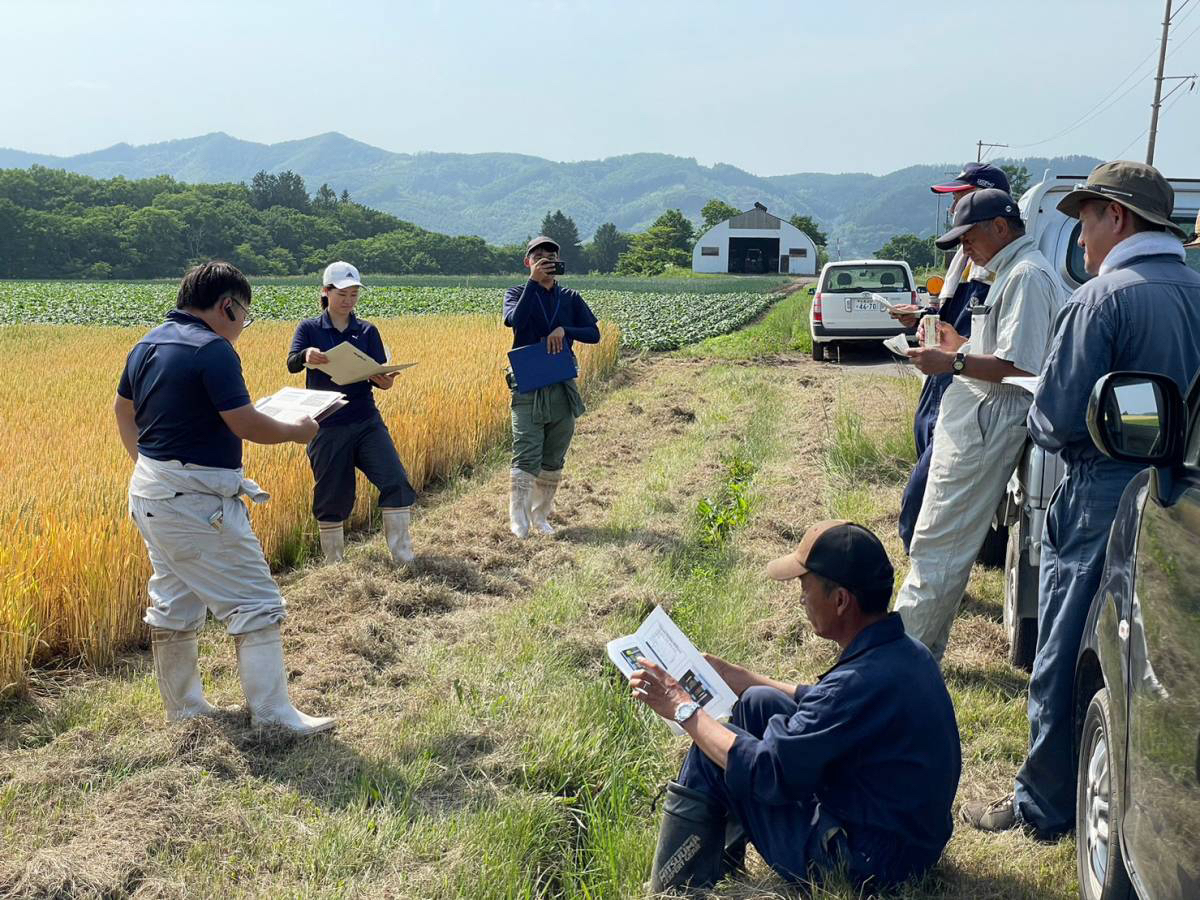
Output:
top-left (507, 340), bottom-right (578, 393)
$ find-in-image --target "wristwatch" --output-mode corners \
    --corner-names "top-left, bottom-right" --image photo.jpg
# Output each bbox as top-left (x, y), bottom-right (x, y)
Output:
top-left (674, 701), bottom-right (701, 726)
top-left (952, 352), bottom-right (967, 375)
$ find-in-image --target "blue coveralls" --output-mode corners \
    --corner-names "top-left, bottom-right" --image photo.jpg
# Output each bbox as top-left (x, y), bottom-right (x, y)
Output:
top-left (676, 615), bottom-right (961, 888)
top-left (1014, 250), bottom-right (1200, 836)
top-left (898, 276), bottom-right (989, 552)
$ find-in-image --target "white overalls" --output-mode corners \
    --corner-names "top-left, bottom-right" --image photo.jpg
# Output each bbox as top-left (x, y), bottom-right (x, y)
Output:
top-left (894, 235), bottom-right (1064, 661)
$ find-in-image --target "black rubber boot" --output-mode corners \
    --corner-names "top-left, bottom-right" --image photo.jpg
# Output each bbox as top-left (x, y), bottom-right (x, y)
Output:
top-left (649, 781), bottom-right (727, 893)
top-left (721, 819), bottom-right (748, 877)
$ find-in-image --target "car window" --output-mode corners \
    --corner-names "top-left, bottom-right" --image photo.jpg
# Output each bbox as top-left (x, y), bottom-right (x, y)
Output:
top-left (822, 265), bottom-right (910, 293)
top-left (1067, 214), bottom-right (1200, 284)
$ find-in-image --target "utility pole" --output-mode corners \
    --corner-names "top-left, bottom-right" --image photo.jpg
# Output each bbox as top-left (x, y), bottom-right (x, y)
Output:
top-left (1147, 0), bottom-right (1173, 165)
top-left (976, 140), bottom-right (1008, 163)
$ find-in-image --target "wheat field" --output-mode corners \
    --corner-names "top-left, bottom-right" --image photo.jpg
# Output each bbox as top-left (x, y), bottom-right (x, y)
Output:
top-left (0, 316), bottom-right (619, 694)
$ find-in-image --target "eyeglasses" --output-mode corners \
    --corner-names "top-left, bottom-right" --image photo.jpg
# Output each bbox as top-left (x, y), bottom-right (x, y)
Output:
top-left (229, 295), bottom-right (254, 328)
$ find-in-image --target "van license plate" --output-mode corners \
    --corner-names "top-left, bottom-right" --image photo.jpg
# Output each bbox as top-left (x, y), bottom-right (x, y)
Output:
top-left (854, 298), bottom-right (879, 312)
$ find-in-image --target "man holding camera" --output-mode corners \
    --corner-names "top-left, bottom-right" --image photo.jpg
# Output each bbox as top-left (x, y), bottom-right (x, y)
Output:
top-left (113, 260), bottom-right (334, 735)
top-left (502, 236), bottom-right (600, 538)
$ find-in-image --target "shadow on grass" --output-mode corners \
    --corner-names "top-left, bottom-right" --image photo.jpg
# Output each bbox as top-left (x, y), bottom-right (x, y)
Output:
top-left (942, 664), bottom-right (1029, 702)
top-left (557, 523), bottom-right (684, 555)
top-left (960, 591), bottom-right (1003, 623)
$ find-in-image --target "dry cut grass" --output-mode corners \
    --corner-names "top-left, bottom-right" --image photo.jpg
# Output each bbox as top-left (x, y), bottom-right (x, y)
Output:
top-left (0, 317), bottom-right (618, 695)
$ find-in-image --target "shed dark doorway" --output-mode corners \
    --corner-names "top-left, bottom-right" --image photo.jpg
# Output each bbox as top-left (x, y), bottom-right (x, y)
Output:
top-left (728, 237), bottom-right (781, 274)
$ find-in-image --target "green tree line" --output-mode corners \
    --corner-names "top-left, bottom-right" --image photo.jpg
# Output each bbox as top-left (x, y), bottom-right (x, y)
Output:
top-left (0, 167), bottom-right (528, 279)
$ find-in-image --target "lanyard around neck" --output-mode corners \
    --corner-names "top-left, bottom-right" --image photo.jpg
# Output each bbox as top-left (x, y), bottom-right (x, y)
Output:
top-left (538, 286), bottom-right (561, 332)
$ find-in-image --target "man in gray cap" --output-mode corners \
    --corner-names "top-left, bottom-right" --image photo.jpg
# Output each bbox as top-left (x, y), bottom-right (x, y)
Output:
top-left (502, 236), bottom-right (600, 537)
top-left (893, 189), bottom-right (1064, 663)
top-left (963, 161), bottom-right (1200, 839)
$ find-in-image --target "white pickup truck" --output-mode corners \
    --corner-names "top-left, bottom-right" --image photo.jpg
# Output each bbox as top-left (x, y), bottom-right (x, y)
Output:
top-left (997, 171), bottom-right (1200, 670)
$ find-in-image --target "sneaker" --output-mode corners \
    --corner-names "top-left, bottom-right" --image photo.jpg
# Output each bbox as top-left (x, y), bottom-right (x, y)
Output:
top-left (960, 794), bottom-right (1018, 832)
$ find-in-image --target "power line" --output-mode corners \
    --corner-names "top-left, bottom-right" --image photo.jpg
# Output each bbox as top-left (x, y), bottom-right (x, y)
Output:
top-left (1007, 48), bottom-right (1159, 149)
top-left (1114, 78), bottom-right (1195, 159)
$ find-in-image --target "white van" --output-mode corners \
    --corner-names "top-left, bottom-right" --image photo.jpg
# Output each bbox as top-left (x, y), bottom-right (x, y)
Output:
top-left (808, 259), bottom-right (917, 361)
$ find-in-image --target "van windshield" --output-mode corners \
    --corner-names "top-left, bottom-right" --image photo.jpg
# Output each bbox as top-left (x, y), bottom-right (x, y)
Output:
top-left (822, 265), bottom-right (910, 293)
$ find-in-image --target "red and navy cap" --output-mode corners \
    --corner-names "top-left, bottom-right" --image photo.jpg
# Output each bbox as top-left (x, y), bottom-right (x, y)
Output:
top-left (766, 520), bottom-right (894, 598)
top-left (931, 162), bottom-right (1011, 195)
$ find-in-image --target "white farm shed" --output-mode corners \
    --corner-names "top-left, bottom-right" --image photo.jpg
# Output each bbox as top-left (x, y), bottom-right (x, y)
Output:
top-left (691, 203), bottom-right (818, 276)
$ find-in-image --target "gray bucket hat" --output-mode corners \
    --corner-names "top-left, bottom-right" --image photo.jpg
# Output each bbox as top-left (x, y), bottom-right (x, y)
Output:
top-left (1056, 161), bottom-right (1187, 239)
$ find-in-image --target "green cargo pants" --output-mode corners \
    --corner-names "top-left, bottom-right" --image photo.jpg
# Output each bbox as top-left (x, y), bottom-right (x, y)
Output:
top-left (510, 379), bottom-right (585, 477)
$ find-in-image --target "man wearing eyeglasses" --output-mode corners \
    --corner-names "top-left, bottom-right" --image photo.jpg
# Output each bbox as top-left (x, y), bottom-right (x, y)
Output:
top-left (113, 260), bottom-right (334, 735)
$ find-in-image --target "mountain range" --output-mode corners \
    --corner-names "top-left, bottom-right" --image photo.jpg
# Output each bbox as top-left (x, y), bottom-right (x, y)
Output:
top-left (0, 133), bottom-right (1102, 258)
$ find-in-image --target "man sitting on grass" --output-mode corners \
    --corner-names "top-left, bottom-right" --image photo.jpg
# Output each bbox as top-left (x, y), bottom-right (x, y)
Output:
top-left (631, 521), bottom-right (961, 893)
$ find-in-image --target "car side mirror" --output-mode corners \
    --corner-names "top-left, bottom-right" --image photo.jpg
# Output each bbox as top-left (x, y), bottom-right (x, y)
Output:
top-left (1087, 372), bottom-right (1186, 466)
top-left (916, 286), bottom-right (928, 294)
top-left (807, 285), bottom-right (816, 295)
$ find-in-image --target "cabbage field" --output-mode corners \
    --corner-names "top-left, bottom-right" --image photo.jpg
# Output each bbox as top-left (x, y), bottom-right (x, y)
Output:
top-left (0, 279), bottom-right (782, 350)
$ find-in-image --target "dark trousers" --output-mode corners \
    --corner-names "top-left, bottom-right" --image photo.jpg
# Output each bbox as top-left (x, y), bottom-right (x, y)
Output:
top-left (899, 373), bottom-right (951, 553)
top-left (676, 686), bottom-right (849, 885)
top-left (1014, 471), bottom-right (1130, 835)
top-left (307, 414), bottom-right (415, 523)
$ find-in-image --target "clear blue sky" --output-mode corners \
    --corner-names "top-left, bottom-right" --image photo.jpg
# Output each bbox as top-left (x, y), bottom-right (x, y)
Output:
top-left (6, 0), bottom-right (1199, 176)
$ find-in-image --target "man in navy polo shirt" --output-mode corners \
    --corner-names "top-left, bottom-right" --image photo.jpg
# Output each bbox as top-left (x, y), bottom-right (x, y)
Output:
top-left (631, 522), bottom-right (960, 892)
top-left (503, 236), bottom-right (600, 538)
top-left (114, 260), bottom-right (334, 735)
top-left (890, 162), bottom-right (1008, 553)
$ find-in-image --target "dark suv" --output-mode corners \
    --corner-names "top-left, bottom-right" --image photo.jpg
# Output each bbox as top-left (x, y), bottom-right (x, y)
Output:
top-left (1074, 371), bottom-right (1200, 900)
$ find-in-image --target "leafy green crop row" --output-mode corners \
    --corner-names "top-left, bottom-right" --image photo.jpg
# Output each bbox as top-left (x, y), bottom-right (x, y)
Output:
top-left (0, 282), bottom-right (779, 351)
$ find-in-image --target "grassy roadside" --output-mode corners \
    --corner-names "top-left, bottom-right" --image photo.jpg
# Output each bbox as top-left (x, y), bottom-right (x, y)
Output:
top-left (0, 354), bottom-right (1077, 898)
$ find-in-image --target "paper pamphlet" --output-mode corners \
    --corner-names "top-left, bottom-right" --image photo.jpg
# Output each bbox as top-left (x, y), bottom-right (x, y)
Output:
top-left (310, 341), bottom-right (416, 386)
top-left (1002, 376), bottom-right (1039, 395)
top-left (870, 292), bottom-right (905, 311)
top-left (883, 333), bottom-right (913, 358)
top-left (255, 387), bottom-right (348, 424)
top-left (606, 606), bottom-right (738, 735)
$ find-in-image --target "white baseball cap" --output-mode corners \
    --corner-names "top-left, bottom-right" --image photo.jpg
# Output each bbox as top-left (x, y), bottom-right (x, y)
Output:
top-left (322, 261), bottom-right (363, 289)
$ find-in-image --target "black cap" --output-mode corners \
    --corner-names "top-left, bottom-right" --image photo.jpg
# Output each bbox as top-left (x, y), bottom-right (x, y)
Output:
top-left (930, 162), bottom-right (1011, 195)
top-left (935, 188), bottom-right (1022, 250)
top-left (766, 520), bottom-right (894, 597)
top-left (525, 235), bottom-right (561, 254)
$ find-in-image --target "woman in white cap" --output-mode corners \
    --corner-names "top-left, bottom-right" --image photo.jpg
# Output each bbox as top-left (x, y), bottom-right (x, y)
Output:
top-left (286, 261), bottom-right (416, 565)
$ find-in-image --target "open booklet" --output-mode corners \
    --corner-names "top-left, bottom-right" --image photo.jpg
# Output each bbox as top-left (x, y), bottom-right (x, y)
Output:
top-left (607, 606), bottom-right (738, 735)
top-left (882, 333), bottom-right (913, 358)
top-left (255, 387), bottom-right (348, 425)
top-left (309, 341), bottom-right (417, 386)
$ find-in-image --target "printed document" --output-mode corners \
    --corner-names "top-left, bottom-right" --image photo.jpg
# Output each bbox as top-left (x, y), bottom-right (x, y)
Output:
top-left (883, 333), bottom-right (913, 358)
top-left (255, 387), bottom-right (348, 424)
top-left (309, 341), bottom-right (416, 386)
top-left (607, 606), bottom-right (738, 735)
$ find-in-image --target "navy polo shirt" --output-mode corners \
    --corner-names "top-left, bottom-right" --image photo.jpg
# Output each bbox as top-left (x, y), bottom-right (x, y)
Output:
top-left (288, 312), bottom-right (387, 428)
top-left (116, 310), bottom-right (251, 469)
top-left (724, 614), bottom-right (961, 885)
top-left (503, 280), bottom-right (601, 356)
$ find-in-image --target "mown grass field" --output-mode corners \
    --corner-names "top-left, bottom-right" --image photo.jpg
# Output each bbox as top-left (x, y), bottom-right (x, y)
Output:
top-left (0, 308), bottom-right (1078, 897)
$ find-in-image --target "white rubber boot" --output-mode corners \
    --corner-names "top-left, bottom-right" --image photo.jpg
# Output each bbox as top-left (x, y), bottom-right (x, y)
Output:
top-left (151, 627), bottom-right (218, 721)
top-left (381, 506), bottom-right (415, 564)
top-left (318, 521), bottom-right (344, 564)
top-left (509, 468), bottom-right (536, 538)
top-left (530, 469), bottom-right (563, 536)
top-left (234, 626), bottom-right (335, 734)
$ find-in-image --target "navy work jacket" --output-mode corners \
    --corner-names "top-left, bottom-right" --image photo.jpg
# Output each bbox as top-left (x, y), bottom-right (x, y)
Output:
top-left (1031, 252), bottom-right (1200, 478)
top-left (724, 614), bottom-right (961, 885)
top-left (503, 280), bottom-right (601, 356)
top-left (117, 310), bottom-right (251, 469)
top-left (288, 312), bottom-right (387, 428)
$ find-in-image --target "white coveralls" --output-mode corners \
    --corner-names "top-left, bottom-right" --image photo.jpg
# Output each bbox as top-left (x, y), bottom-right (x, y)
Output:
top-left (894, 235), bottom-right (1064, 662)
top-left (129, 455), bottom-right (287, 634)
